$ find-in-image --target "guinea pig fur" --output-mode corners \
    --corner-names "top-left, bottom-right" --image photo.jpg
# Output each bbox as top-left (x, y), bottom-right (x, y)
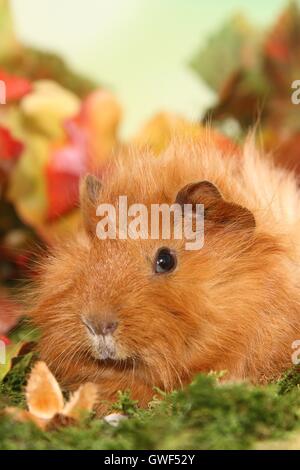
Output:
top-left (29, 137), bottom-right (300, 415)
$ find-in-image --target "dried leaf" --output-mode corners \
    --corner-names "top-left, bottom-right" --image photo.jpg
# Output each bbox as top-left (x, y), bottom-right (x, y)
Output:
top-left (3, 406), bottom-right (46, 429)
top-left (63, 382), bottom-right (98, 420)
top-left (26, 361), bottom-right (64, 420)
top-left (192, 1), bottom-right (300, 165)
top-left (271, 132), bottom-right (300, 175)
top-left (264, 2), bottom-right (300, 94)
top-left (45, 413), bottom-right (76, 431)
top-left (3, 360), bottom-right (99, 430)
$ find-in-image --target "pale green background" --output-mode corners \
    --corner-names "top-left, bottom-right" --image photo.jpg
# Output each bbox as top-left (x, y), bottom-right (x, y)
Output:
top-left (11, 0), bottom-right (288, 136)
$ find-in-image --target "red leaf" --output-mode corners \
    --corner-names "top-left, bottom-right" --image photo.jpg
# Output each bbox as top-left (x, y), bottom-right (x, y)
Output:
top-left (265, 40), bottom-right (290, 62)
top-left (0, 70), bottom-right (32, 102)
top-left (46, 165), bottom-right (81, 221)
top-left (46, 134), bottom-right (86, 220)
top-left (0, 335), bottom-right (10, 345)
top-left (0, 126), bottom-right (23, 160)
top-left (45, 90), bottom-right (117, 221)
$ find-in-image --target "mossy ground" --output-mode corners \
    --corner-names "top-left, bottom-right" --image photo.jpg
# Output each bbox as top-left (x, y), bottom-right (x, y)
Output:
top-left (1, 346), bottom-right (300, 450)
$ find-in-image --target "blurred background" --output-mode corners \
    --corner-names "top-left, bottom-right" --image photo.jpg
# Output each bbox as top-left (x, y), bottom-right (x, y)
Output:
top-left (1, 0), bottom-right (300, 359)
top-left (11, 0), bottom-right (289, 136)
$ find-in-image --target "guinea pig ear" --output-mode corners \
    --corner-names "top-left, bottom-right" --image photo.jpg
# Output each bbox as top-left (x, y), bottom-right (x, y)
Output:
top-left (80, 174), bottom-right (102, 237)
top-left (175, 180), bottom-right (255, 231)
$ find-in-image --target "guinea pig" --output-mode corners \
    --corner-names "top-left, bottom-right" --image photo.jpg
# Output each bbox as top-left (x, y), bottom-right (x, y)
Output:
top-left (29, 137), bottom-right (300, 415)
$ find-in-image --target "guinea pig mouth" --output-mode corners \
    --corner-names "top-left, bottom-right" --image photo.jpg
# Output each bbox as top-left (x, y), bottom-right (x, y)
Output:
top-left (91, 334), bottom-right (117, 360)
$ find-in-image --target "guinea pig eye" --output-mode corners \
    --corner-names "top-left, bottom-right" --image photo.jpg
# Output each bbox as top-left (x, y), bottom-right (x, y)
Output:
top-left (154, 248), bottom-right (177, 274)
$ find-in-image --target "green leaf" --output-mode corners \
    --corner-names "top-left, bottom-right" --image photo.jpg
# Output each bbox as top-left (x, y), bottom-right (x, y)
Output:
top-left (0, 351), bottom-right (37, 407)
top-left (190, 14), bottom-right (262, 92)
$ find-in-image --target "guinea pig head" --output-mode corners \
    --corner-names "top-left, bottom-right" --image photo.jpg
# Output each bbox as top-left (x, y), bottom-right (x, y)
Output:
top-left (66, 174), bottom-right (268, 390)
top-left (30, 151), bottom-right (300, 397)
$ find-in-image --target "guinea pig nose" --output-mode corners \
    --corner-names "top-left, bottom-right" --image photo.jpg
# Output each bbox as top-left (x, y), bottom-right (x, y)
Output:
top-left (101, 320), bottom-right (118, 336)
top-left (83, 315), bottom-right (118, 336)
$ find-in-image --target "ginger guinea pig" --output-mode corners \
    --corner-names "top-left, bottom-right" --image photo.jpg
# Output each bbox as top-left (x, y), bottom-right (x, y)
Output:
top-left (30, 138), bottom-right (300, 415)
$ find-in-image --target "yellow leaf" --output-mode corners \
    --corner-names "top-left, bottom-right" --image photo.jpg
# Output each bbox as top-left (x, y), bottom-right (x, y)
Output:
top-left (0, 0), bottom-right (20, 62)
top-left (134, 112), bottom-right (204, 153)
top-left (21, 80), bottom-right (80, 139)
top-left (7, 134), bottom-right (49, 227)
top-left (82, 90), bottom-right (122, 170)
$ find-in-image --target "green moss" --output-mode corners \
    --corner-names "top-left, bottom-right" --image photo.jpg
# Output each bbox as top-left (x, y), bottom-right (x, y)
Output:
top-left (277, 366), bottom-right (300, 395)
top-left (0, 351), bottom-right (37, 407)
top-left (112, 391), bottom-right (140, 416)
top-left (1, 367), bottom-right (300, 450)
